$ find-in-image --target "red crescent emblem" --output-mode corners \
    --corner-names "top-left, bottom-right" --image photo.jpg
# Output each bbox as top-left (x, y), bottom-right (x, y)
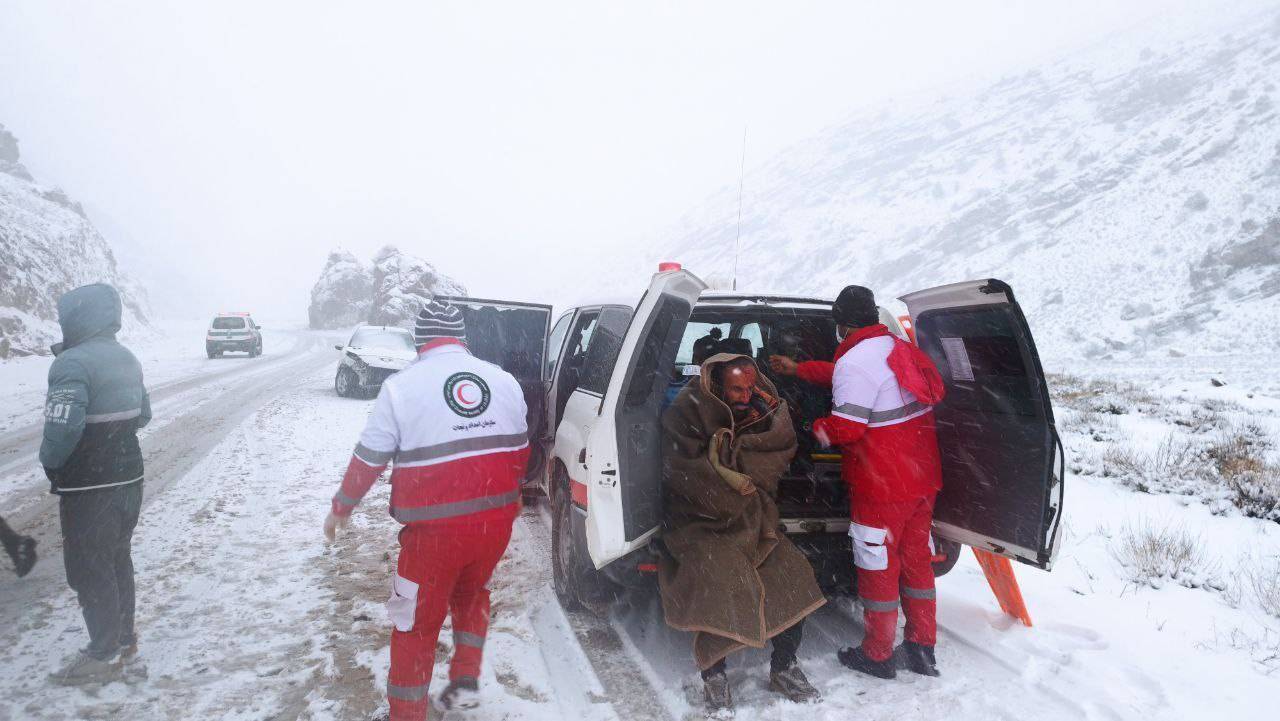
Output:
top-left (456, 383), bottom-right (477, 405)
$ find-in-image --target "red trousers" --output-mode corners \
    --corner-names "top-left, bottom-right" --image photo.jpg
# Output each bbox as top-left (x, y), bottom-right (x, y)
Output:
top-left (850, 495), bottom-right (937, 662)
top-left (386, 522), bottom-right (513, 721)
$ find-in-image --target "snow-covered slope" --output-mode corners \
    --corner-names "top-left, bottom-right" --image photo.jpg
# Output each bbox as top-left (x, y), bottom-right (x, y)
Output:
top-left (0, 123), bottom-right (147, 358)
top-left (308, 246), bottom-right (466, 329)
top-left (664, 8), bottom-right (1280, 362)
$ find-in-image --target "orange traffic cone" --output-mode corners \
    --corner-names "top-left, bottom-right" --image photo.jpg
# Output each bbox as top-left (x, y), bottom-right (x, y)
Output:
top-left (972, 548), bottom-right (1033, 627)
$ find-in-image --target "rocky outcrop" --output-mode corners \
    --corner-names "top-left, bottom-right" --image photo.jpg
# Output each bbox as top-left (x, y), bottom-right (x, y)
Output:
top-left (0, 123), bottom-right (147, 358)
top-left (308, 251), bottom-right (374, 330)
top-left (307, 246), bottom-right (465, 330)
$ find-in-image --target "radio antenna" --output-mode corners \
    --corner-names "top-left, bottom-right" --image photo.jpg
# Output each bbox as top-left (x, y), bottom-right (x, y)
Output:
top-left (732, 125), bottom-right (747, 291)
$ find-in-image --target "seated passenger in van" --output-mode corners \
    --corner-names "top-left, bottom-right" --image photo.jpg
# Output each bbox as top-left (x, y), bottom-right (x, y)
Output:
top-left (658, 354), bottom-right (826, 713)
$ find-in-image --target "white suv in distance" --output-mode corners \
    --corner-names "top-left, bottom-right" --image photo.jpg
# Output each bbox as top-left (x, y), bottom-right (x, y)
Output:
top-left (444, 269), bottom-right (1065, 610)
top-left (333, 325), bottom-right (418, 397)
top-left (206, 312), bottom-right (262, 358)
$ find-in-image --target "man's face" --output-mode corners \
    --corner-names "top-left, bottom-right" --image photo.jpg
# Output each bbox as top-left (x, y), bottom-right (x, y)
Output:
top-left (721, 365), bottom-right (757, 419)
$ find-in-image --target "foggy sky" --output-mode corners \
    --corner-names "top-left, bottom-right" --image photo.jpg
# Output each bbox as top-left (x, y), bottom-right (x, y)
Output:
top-left (0, 1), bottom-right (1250, 320)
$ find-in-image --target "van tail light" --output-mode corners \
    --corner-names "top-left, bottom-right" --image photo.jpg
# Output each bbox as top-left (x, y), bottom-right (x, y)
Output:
top-left (658, 261), bottom-right (682, 272)
top-left (636, 563), bottom-right (659, 574)
top-left (898, 315), bottom-right (917, 344)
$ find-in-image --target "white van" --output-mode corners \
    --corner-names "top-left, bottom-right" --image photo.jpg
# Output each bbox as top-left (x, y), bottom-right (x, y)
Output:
top-left (438, 268), bottom-right (1065, 608)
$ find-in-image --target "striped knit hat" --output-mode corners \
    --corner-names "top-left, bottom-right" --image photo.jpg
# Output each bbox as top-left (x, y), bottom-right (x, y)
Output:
top-left (414, 299), bottom-right (466, 345)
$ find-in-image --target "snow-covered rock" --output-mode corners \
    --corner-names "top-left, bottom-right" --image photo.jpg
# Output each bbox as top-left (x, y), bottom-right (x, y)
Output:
top-left (306, 246), bottom-right (465, 329)
top-left (0, 123), bottom-right (147, 358)
top-left (366, 245), bottom-right (466, 326)
top-left (307, 251), bottom-right (374, 330)
top-left (661, 7), bottom-right (1280, 363)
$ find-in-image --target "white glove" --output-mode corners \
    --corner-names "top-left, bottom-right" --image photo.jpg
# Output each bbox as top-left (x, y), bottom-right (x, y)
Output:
top-left (323, 511), bottom-right (350, 541)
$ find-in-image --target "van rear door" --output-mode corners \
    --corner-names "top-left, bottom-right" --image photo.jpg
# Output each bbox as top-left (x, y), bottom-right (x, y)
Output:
top-left (583, 269), bottom-right (706, 568)
top-left (436, 296), bottom-right (553, 482)
top-left (898, 279), bottom-right (1064, 570)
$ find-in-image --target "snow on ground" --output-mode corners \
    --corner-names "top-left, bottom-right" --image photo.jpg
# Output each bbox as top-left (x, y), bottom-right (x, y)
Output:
top-left (1, 365), bottom-right (352, 720)
top-left (0, 363), bottom-right (626, 721)
top-left (0, 319), bottom-right (298, 436)
top-left (611, 358), bottom-right (1280, 721)
top-left (2, 347), bottom-right (1278, 721)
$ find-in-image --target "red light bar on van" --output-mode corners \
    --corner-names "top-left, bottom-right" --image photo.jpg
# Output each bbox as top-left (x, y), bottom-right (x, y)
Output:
top-left (658, 262), bottom-right (682, 272)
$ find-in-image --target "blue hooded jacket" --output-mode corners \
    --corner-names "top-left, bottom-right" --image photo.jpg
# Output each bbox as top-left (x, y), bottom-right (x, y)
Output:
top-left (40, 284), bottom-right (151, 493)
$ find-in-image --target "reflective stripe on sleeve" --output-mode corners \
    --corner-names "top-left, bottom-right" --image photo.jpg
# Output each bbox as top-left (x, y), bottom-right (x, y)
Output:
top-left (333, 491), bottom-right (360, 507)
top-left (866, 400), bottom-right (930, 424)
top-left (391, 490), bottom-right (520, 523)
top-left (455, 630), bottom-right (485, 649)
top-left (832, 403), bottom-right (872, 422)
top-left (901, 586), bottom-right (937, 600)
top-left (353, 443), bottom-right (394, 466)
top-left (395, 433), bottom-right (529, 465)
top-left (386, 682), bottom-right (430, 701)
top-left (860, 596), bottom-right (901, 612)
top-left (84, 408), bottom-right (142, 423)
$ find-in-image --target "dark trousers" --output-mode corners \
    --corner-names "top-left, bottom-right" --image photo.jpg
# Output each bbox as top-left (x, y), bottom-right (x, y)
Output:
top-left (59, 482), bottom-right (142, 659)
top-left (702, 619), bottom-right (805, 679)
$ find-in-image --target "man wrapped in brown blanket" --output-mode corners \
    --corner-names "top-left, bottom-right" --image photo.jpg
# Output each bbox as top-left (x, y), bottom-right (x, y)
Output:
top-left (659, 353), bottom-right (826, 713)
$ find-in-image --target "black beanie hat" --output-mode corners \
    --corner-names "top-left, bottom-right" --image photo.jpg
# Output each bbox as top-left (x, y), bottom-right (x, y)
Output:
top-left (414, 299), bottom-right (467, 345)
top-left (832, 285), bottom-right (879, 328)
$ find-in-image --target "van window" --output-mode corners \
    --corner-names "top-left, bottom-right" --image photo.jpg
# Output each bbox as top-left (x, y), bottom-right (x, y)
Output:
top-left (212, 317), bottom-right (246, 330)
top-left (675, 322), bottom-right (730, 366)
top-left (578, 307), bottom-right (632, 395)
top-left (738, 322), bottom-right (764, 356)
top-left (545, 312), bottom-right (573, 380)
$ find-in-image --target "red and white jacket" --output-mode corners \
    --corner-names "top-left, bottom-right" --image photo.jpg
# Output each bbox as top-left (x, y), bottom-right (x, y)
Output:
top-left (808, 325), bottom-right (944, 508)
top-left (331, 338), bottom-right (530, 531)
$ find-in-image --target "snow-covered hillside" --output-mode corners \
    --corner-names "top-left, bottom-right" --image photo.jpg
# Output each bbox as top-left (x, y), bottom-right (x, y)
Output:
top-left (0, 123), bottom-right (147, 358)
top-left (663, 7), bottom-right (1280, 362)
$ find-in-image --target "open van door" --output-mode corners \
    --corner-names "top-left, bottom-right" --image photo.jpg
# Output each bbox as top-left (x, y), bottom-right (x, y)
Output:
top-left (582, 268), bottom-right (706, 568)
top-left (436, 296), bottom-right (552, 483)
top-left (899, 279), bottom-right (1064, 570)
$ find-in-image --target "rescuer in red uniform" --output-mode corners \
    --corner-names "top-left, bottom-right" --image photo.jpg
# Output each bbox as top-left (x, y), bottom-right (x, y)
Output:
top-left (770, 285), bottom-right (947, 679)
top-left (324, 300), bottom-right (530, 719)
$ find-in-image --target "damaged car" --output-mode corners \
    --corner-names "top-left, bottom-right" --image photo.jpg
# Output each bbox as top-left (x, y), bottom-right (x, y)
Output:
top-left (333, 325), bottom-right (417, 398)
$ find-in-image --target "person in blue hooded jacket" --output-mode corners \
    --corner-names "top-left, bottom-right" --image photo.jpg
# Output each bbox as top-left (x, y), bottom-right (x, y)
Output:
top-left (40, 283), bottom-right (151, 685)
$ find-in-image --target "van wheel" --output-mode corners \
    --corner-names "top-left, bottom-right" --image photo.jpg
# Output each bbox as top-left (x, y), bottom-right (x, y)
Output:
top-left (932, 535), bottom-right (963, 577)
top-left (551, 471), bottom-right (584, 611)
top-left (335, 367), bottom-right (356, 398)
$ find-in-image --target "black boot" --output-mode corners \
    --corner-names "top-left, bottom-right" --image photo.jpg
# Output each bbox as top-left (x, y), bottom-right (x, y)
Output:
top-left (701, 666), bottom-right (734, 716)
top-left (435, 676), bottom-right (480, 711)
top-left (837, 646), bottom-right (896, 680)
top-left (898, 641), bottom-right (940, 677)
top-left (3, 535), bottom-right (36, 578)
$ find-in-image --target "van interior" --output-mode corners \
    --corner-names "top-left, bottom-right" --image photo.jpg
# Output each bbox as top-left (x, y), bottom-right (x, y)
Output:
top-left (668, 306), bottom-right (848, 522)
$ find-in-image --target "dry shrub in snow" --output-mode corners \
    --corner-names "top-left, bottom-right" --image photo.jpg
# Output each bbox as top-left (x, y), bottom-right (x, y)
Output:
top-left (1208, 425), bottom-right (1280, 522)
top-left (1110, 521), bottom-right (1216, 588)
top-left (1060, 408), bottom-right (1119, 435)
top-left (1102, 436), bottom-right (1203, 492)
top-left (1049, 374), bottom-right (1156, 411)
top-left (1252, 561), bottom-right (1280, 620)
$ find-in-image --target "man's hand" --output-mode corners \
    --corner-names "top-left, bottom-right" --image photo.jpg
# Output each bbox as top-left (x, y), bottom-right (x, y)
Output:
top-left (323, 512), bottom-right (350, 542)
top-left (812, 418), bottom-right (832, 449)
top-left (768, 355), bottom-right (798, 376)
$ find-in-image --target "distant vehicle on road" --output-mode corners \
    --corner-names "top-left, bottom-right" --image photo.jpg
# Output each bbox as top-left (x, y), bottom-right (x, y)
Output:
top-left (334, 325), bottom-right (417, 397)
top-left (206, 312), bottom-right (263, 358)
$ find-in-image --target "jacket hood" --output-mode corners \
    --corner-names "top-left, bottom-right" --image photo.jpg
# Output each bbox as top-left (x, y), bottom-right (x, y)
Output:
top-left (56, 283), bottom-right (123, 352)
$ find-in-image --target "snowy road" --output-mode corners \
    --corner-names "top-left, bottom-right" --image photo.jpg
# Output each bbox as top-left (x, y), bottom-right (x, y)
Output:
top-left (1, 348), bottom-right (1277, 720)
